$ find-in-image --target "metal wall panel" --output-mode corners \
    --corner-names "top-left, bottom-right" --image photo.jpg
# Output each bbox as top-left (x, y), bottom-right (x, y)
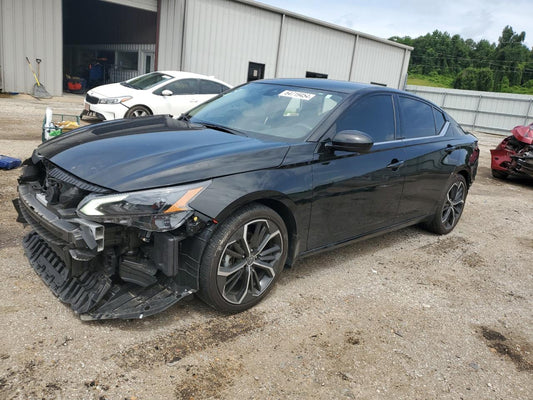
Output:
top-left (351, 37), bottom-right (406, 87)
top-left (158, 0), bottom-right (412, 89)
top-left (276, 16), bottom-right (354, 80)
top-left (182, 0), bottom-right (281, 85)
top-left (407, 85), bottom-right (533, 135)
top-left (157, 0), bottom-right (185, 70)
top-left (0, 0), bottom-right (62, 96)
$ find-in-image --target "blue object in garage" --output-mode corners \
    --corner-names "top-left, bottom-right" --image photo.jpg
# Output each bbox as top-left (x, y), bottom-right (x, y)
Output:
top-left (0, 155), bottom-right (22, 170)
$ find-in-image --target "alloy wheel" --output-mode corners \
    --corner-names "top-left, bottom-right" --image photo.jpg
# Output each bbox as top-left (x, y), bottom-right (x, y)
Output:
top-left (217, 219), bottom-right (283, 305)
top-left (131, 109), bottom-right (148, 117)
top-left (441, 181), bottom-right (466, 230)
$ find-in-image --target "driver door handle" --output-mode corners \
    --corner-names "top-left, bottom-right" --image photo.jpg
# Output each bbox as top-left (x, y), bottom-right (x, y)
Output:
top-left (387, 159), bottom-right (405, 170)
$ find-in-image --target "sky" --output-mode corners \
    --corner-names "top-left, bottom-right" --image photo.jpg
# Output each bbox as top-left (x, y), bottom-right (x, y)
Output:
top-left (257, 0), bottom-right (533, 47)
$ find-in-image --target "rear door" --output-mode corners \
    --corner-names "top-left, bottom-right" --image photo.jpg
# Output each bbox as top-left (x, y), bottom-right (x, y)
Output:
top-left (395, 96), bottom-right (456, 221)
top-left (197, 79), bottom-right (230, 104)
top-left (307, 93), bottom-right (406, 250)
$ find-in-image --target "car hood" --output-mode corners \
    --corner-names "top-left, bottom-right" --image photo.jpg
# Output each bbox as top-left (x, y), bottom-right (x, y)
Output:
top-left (35, 116), bottom-right (291, 192)
top-left (87, 82), bottom-right (138, 98)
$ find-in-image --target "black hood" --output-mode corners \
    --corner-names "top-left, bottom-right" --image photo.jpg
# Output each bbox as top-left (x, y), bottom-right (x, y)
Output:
top-left (36, 116), bottom-right (290, 192)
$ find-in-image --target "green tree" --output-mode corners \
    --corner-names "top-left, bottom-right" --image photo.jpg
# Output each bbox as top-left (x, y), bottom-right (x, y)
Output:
top-left (494, 26), bottom-right (530, 88)
top-left (393, 25), bottom-right (533, 94)
top-left (454, 67), bottom-right (478, 90)
top-left (476, 68), bottom-right (494, 91)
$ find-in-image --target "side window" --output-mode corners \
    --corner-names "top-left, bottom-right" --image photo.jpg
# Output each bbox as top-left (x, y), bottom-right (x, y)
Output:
top-left (448, 119), bottom-right (467, 137)
top-left (335, 94), bottom-right (396, 142)
top-left (399, 97), bottom-right (436, 138)
top-left (154, 79), bottom-right (198, 95)
top-left (199, 80), bottom-right (226, 94)
top-left (433, 108), bottom-right (446, 133)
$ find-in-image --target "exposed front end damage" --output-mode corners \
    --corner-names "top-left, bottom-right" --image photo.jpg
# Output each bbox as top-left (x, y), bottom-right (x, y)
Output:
top-left (491, 124), bottom-right (533, 179)
top-left (13, 157), bottom-right (211, 320)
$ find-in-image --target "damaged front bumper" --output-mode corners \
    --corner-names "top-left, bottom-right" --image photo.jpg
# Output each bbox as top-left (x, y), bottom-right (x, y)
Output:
top-left (14, 173), bottom-right (206, 320)
top-left (21, 232), bottom-right (194, 320)
top-left (491, 130), bottom-right (533, 178)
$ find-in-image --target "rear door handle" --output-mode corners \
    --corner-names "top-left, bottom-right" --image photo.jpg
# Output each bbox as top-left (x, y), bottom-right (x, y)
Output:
top-left (387, 159), bottom-right (404, 170)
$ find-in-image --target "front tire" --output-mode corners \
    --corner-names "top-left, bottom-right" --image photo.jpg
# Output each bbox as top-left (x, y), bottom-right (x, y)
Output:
top-left (425, 174), bottom-right (468, 235)
top-left (198, 204), bottom-right (288, 312)
top-left (125, 105), bottom-right (152, 118)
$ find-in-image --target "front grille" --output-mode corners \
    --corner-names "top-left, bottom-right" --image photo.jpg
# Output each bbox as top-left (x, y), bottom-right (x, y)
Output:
top-left (85, 94), bottom-right (99, 104)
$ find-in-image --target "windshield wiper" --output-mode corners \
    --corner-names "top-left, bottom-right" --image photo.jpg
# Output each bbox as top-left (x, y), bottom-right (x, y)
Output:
top-left (199, 122), bottom-right (247, 136)
top-left (178, 113), bottom-right (191, 122)
top-left (121, 82), bottom-right (141, 90)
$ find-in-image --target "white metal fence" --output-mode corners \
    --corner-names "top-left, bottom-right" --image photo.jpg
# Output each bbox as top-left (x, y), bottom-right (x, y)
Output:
top-left (406, 85), bottom-right (533, 136)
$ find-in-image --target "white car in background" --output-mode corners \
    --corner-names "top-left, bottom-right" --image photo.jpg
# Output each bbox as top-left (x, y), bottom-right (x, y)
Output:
top-left (81, 71), bottom-right (232, 120)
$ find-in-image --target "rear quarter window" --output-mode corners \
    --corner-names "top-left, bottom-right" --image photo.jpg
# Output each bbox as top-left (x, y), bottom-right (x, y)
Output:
top-left (433, 108), bottom-right (447, 133)
top-left (447, 119), bottom-right (468, 137)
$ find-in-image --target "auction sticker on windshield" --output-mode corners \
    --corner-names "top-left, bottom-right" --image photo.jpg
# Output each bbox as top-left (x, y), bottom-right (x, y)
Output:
top-left (278, 90), bottom-right (316, 101)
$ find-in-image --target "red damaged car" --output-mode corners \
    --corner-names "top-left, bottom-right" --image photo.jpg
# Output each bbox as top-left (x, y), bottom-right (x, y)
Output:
top-left (490, 124), bottom-right (533, 179)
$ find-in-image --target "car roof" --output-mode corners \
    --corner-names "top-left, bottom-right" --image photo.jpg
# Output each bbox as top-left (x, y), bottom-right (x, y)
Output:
top-left (254, 78), bottom-right (403, 95)
top-left (158, 70), bottom-right (220, 80)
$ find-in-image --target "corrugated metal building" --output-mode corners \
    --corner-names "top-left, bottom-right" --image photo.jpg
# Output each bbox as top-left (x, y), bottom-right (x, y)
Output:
top-left (0, 0), bottom-right (412, 96)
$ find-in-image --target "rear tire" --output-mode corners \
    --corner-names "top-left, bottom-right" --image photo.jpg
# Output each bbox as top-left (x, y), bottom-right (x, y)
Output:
top-left (424, 174), bottom-right (468, 235)
top-left (198, 203), bottom-right (288, 313)
top-left (491, 169), bottom-right (508, 179)
top-left (125, 105), bottom-right (152, 118)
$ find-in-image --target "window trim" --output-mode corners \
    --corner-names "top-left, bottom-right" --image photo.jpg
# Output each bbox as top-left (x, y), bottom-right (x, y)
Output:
top-left (396, 94), bottom-right (443, 140)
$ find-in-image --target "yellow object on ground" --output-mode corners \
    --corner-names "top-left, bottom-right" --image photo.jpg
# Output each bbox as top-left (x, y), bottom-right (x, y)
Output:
top-left (56, 120), bottom-right (80, 131)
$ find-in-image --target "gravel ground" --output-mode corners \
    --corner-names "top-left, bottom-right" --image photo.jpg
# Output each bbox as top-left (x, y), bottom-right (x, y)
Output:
top-left (0, 93), bottom-right (532, 400)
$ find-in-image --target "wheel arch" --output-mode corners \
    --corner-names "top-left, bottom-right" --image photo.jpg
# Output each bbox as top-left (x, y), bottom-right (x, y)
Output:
top-left (456, 168), bottom-right (471, 187)
top-left (126, 104), bottom-right (154, 116)
top-left (211, 192), bottom-right (300, 266)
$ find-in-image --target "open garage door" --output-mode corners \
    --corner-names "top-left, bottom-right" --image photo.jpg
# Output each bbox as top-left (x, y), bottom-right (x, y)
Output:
top-left (62, 0), bottom-right (157, 93)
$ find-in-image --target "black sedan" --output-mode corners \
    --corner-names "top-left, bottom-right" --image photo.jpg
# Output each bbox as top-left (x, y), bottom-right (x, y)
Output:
top-left (13, 79), bottom-right (479, 319)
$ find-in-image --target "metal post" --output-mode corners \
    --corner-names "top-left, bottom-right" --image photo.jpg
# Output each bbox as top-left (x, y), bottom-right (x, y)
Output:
top-left (348, 34), bottom-right (359, 82)
top-left (472, 94), bottom-right (482, 131)
top-left (524, 99), bottom-right (533, 125)
top-left (441, 92), bottom-right (447, 108)
top-left (274, 14), bottom-right (285, 78)
top-left (397, 48), bottom-right (407, 89)
top-left (180, 0), bottom-right (188, 71)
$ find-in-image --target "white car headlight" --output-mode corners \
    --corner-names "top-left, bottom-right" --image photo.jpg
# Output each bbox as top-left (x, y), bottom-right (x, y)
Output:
top-left (77, 181), bottom-right (210, 232)
top-left (98, 96), bottom-right (133, 104)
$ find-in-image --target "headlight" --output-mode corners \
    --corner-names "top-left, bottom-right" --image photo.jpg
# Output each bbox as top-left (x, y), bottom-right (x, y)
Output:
top-left (98, 96), bottom-right (132, 104)
top-left (77, 181), bottom-right (210, 232)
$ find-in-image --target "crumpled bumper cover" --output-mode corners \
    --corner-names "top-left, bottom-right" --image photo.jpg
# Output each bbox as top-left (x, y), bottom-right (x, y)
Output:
top-left (22, 231), bottom-right (195, 320)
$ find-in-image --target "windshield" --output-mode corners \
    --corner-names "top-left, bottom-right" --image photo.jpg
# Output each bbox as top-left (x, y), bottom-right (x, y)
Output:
top-left (122, 72), bottom-right (173, 90)
top-left (188, 82), bottom-right (347, 141)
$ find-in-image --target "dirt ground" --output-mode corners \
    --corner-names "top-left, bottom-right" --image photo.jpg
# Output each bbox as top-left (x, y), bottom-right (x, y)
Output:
top-left (0, 93), bottom-right (531, 400)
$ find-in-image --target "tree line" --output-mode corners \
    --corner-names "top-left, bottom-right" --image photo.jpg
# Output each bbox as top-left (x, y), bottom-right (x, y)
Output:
top-left (390, 26), bottom-right (533, 92)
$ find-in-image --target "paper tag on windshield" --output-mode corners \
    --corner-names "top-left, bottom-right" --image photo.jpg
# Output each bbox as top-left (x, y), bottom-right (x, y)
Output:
top-left (278, 90), bottom-right (316, 101)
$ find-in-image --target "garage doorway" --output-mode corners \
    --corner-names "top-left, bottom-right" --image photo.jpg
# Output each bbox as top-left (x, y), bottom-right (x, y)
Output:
top-left (62, 0), bottom-right (157, 92)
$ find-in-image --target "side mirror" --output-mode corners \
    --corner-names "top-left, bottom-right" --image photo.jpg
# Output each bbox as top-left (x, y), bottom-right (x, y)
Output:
top-left (161, 89), bottom-right (173, 96)
top-left (328, 130), bottom-right (374, 153)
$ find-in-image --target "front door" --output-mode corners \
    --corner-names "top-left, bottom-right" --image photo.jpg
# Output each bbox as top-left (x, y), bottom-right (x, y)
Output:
top-left (307, 94), bottom-right (405, 250)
